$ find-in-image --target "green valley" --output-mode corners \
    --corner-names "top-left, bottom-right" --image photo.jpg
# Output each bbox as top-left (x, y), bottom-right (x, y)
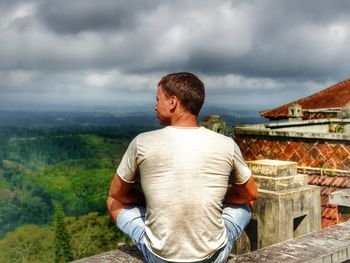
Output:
top-left (0, 111), bottom-right (159, 262)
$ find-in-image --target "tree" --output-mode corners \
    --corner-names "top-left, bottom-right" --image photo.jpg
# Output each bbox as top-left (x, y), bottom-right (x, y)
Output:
top-left (53, 202), bottom-right (73, 263)
top-left (65, 212), bottom-right (131, 260)
top-left (0, 224), bottom-right (54, 263)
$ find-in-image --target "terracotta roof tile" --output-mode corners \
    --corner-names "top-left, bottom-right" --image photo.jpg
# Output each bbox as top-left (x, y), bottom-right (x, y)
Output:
top-left (321, 207), bottom-right (338, 220)
top-left (321, 218), bottom-right (337, 228)
top-left (308, 174), bottom-right (350, 188)
top-left (340, 176), bottom-right (350, 187)
top-left (308, 174), bottom-right (317, 185)
top-left (322, 201), bottom-right (337, 209)
top-left (332, 176), bottom-right (348, 187)
top-left (261, 79), bottom-right (350, 119)
top-left (320, 196), bottom-right (329, 206)
top-left (307, 173), bottom-right (350, 229)
top-left (320, 186), bottom-right (339, 196)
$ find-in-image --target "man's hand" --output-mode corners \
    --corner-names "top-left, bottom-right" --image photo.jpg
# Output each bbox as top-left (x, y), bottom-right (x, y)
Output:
top-left (224, 176), bottom-right (258, 208)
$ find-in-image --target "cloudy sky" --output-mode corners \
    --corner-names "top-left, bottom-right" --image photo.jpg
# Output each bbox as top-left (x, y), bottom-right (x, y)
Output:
top-left (1, 0), bottom-right (349, 112)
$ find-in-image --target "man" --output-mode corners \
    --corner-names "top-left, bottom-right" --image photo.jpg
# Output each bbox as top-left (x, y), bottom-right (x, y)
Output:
top-left (107, 72), bottom-right (258, 263)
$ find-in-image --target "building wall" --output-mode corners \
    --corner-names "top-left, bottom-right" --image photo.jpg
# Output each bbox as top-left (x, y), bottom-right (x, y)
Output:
top-left (235, 135), bottom-right (350, 170)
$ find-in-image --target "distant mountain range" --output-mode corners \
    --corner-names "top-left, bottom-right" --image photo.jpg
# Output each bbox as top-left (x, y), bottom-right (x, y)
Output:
top-left (0, 106), bottom-right (266, 128)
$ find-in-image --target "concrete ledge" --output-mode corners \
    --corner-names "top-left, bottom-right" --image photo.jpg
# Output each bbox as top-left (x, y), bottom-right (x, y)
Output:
top-left (73, 221), bottom-right (350, 263)
top-left (253, 173), bottom-right (307, 191)
top-left (246, 159), bottom-right (297, 177)
top-left (232, 221), bottom-right (350, 263)
top-left (234, 119), bottom-right (350, 141)
top-left (72, 247), bottom-right (143, 263)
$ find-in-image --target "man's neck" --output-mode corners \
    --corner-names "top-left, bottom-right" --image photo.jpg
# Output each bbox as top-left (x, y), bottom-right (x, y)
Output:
top-left (170, 112), bottom-right (198, 127)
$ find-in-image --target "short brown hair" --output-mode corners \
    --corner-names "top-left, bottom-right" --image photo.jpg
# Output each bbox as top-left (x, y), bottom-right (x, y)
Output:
top-left (158, 72), bottom-right (205, 116)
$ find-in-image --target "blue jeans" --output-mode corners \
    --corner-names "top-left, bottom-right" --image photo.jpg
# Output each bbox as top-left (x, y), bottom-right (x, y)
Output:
top-left (117, 204), bottom-right (251, 263)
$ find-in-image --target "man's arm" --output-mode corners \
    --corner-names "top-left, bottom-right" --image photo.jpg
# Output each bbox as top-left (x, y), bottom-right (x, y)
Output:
top-left (106, 174), bottom-right (145, 223)
top-left (224, 176), bottom-right (258, 206)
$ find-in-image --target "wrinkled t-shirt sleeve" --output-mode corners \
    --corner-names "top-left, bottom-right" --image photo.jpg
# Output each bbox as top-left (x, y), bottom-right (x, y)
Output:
top-left (116, 136), bottom-right (138, 183)
top-left (231, 140), bottom-right (251, 184)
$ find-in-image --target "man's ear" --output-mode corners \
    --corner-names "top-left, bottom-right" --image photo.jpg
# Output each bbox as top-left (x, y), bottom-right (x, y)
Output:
top-left (169, 95), bottom-right (178, 111)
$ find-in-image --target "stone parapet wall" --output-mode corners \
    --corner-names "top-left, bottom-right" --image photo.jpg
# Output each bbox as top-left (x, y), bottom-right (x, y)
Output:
top-left (74, 221), bottom-right (350, 263)
top-left (72, 246), bottom-right (143, 263)
top-left (232, 220), bottom-right (350, 263)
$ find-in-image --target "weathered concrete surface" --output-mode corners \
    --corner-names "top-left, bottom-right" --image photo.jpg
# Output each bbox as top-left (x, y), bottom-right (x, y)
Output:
top-left (256, 186), bottom-right (321, 248)
top-left (232, 220), bottom-right (350, 263)
top-left (247, 159), bottom-right (297, 177)
top-left (235, 160), bottom-right (321, 255)
top-left (253, 173), bottom-right (308, 191)
top-left (329, 188), bottom-right (350, 207)
top-left (71, 247), bottom-right (143, 263)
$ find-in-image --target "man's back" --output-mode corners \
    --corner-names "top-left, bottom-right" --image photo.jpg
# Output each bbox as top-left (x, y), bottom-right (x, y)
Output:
top-left (117, 126), bottom-right (251, 261)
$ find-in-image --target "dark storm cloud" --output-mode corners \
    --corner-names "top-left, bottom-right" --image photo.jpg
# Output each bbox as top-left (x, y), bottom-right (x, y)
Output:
top-left (0, 0), bottom-right (23, 9)
top-left (36, 0), bottom-right (159, 34)
top-left (93, 0), bottom-right (349, 82)
top-left (157, 0), bottom-right (350, 81)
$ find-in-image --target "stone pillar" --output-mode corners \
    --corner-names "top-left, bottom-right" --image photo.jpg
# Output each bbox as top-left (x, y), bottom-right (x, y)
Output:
top-left (234, 159), bottom-right (321, 255)
top-left (199, 115), bottom-right (226, 134)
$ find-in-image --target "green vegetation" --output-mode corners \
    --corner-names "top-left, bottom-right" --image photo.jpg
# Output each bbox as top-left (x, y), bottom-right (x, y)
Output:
top-left (328, 121), bottom-right (345, 133)
top-left (66, 212), bottom-right (132, 259)
top-left (0, 126), bottom-right (130, 237)
top-left (54, 202), bottom-right (73, 263)
top-left (0, 213), bottom-right (131, 263)
top-left (0, 224), bottom-right (55, 263)
top-left (0, 118), bottom-right (146, 262)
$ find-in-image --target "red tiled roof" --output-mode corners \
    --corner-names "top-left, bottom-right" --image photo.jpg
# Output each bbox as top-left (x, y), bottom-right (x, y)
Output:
top-left (321, 207), bottom-right (338, 220)
top-left (320, 186), bottom-right (339, 196)
top-left (308, 174), bottom-right (350, 188)
top-left (321, 218), bottom-right (337, 228)
top-left (307, 173), bottom-right (350, 228)
top-left (320, 196), bottom-right (328, 207)
top-left (260, 79), bottom-right (350, 119)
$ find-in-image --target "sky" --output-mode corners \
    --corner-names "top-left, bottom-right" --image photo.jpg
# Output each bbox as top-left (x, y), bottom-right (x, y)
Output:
top-left (0, 0), bottom-right (350, 112)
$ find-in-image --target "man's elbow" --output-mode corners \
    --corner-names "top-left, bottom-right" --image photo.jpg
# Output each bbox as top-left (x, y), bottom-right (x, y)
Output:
top-left (250, 189), bottom-right (259, 201)
top-left (108, 190), bottom-right (131, 205)
top-left (108, 191), bottom-right (124, 203)
top-left (106, 196), bottom-right (113, 212)
top-left (247, 176), bottom-right (259, 201)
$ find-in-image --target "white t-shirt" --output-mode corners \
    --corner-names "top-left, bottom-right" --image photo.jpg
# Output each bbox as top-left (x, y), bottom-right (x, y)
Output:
top-left (117, 126), bottom-right (251, 262)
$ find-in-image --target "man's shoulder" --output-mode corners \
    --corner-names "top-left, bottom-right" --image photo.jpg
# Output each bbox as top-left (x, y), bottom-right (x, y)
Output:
top-left (135, 126), bottom-right (235, 145)
top-left (135, 127), bottom-right (168, 140)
